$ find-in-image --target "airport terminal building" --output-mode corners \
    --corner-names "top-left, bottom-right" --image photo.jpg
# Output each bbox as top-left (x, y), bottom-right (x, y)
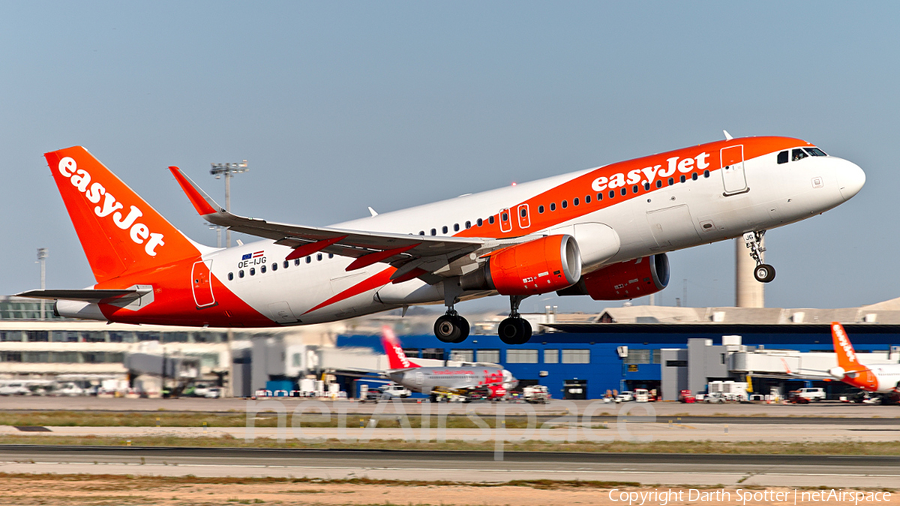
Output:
top-left (4, 295), bottom-right (900, 399)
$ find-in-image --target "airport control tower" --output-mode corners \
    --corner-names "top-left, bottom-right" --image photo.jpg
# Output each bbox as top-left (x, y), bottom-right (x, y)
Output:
top-left (735, 237), bottom-right (764, 308)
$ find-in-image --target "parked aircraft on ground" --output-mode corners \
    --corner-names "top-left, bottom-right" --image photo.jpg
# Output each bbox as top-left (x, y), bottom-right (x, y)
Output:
top-left (21, 136), bottom-right (864, 344)
top-left (830, 322), bottom-right (900, 400)
top-left (380, 326), bottom-right (516, 400)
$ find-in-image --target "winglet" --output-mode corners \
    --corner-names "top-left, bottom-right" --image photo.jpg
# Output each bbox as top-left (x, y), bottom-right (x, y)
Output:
top-left (381, 325), bottom-right (420, 369)
top-left (168, 166), bottom-right (221, 216)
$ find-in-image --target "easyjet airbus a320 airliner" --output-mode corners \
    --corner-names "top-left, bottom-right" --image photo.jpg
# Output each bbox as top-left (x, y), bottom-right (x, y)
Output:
top-left (20, 135), bottom-right (865, 344)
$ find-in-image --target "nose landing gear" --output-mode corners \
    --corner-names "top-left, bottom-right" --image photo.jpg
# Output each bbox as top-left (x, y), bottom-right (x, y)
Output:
top-left (744, 231), bottom-right (776, 283)
top-left (498, 295), bottom-right (532, 345)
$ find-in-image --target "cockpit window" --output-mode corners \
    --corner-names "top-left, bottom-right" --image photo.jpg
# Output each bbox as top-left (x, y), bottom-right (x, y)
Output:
top-left (805, 147), bottom-right (827, 157)
top-left (792, 148), bottom-right (808, 162)
top-left (777, 151), bottom-right (789, 164)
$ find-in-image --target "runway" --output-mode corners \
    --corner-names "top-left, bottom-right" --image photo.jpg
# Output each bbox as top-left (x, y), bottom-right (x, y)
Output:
top-left (1, 445), bottom-right (898, 488)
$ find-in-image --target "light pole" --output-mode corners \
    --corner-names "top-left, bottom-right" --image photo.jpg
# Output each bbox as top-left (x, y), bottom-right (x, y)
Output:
top-left (209, 160), bottom-right (248, 248)
top-left (36, 248), bottom-right (47, 320)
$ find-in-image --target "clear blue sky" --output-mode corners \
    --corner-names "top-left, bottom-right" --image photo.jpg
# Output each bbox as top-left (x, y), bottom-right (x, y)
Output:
top-left (0, 2), bottom-right (894, 312)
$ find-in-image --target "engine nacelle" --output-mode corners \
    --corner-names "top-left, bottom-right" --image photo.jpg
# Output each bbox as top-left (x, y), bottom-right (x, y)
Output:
top-left (461, 235), bottom-right (582, 296)
top-left (557, 254), bottom-right (669, 300)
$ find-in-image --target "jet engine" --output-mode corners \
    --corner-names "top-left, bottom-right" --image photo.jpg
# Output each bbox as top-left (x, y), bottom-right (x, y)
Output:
top-left (461, 234), bottom-right (581, 296)
top-left (557, 254), bottom-right (669, 300)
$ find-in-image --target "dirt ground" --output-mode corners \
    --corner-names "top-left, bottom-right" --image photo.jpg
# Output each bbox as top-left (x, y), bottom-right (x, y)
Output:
top-left (0, 475), bottom-right (895, 506)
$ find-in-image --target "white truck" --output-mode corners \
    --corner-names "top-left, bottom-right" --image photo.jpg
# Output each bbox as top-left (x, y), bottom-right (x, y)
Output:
top-left (797, 387), bottom-right (826, 401)
top-left (522, 385), bottom-right (549, 404)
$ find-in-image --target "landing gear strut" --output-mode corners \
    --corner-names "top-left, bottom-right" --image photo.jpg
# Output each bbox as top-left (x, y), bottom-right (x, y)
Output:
top-left (743, 231), bottom-right (775, 283)
top-left (498, 295), bottom-right (532, 345)
top-left (434, 279), bottom-right (469, 343)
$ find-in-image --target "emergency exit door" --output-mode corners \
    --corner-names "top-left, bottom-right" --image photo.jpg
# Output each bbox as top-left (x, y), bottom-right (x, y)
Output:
top-left (191, 260), bottom-right (216, 308)
top-left (720, 145), bottom-right (748, 195)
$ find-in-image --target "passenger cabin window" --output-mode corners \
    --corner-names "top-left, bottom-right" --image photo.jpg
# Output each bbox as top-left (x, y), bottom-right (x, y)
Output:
top-left (465, 221), bottom-right (471, 229)
top-left (454, 223), bottom-right (460, 232)
top-left (250, 268), bottom-right (255, 276)
top-left (228, 272), bottom-right (234, 281)
top-left (442, 226), bottom-right (448, 234)
top-left (585, 195), bottom-right (591, 204)
top-left (792, 148), bottom-right (808, 161)
top-left (561, 200), bottom-right (567, 209)
top-left (538, 205), bottom-right (544, 213)
top-left (477, 218), bottom-right (483, 226)
top-left (574, 197), bottom-right (579, 206)
top-left (317, 253), bottom-right (322, 261)
top-left (550, 203), bottom-right (556, 211)
top-left (430, 228), bottom-right (436, 236)
top-left (261, 265), bottom-right (267, 274)
top-left (777, 151), bottom-right (789, 164)
top-left (488, 216), bottom-right (495, 224)
top-left (271, 263), bottom-right (276, 272)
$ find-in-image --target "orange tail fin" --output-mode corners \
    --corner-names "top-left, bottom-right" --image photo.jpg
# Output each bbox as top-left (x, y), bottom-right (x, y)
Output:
top-left (381, 325), bottom-right (420, 369)
top-left (44, 147), bottom-right (200, 283)
top-left (831, 322), bottom-right (861, 370)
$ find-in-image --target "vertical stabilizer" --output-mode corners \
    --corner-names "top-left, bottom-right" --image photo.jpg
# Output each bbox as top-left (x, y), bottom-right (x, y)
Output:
top-left (45, 147), bottom-right (200, 282)
top-left (381, 325), bottom-right (420, 369)
top-left (831, 322), bottom-right (861, 371)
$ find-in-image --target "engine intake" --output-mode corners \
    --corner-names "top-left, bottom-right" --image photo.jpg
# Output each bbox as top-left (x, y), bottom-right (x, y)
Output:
top-left (557, 253), bottom-right (669, 300)
top-left (461, 235), bottom-right (581, 296)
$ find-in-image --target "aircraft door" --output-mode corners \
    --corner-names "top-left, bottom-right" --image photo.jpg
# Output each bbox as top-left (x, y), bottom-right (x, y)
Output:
top-left (517, 204), bottom-right (531, 229)
top-left (191, 260), bottom-right (216, 308)
top-left (499, 208), bottom-right (512, 233)
top-left (720, 145), bottom-right (748, 195)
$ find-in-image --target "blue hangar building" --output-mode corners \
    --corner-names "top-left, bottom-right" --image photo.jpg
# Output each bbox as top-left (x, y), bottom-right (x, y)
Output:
top-left (337, 307), bottom-right (900, 400)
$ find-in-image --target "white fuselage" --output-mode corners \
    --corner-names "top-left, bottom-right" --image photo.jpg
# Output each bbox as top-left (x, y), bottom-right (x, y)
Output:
top-left (204, 144), bottom-right (863, 325)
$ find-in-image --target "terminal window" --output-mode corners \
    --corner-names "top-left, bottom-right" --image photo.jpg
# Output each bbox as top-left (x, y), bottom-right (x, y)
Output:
top-left (562, 349), bottom-right (590, 364)
top-left (422, 348), bottom-right (444, 360)
top-left (506, 349), bottom-right (538, 364)
top-left (451, 349), bottom-right (474, 362)
top-left (478, 349), bottom-right (500, 363)
top-left (624, 349), bottom-right (651, 364)
top-left (544, 349), bottom-right (559, 364)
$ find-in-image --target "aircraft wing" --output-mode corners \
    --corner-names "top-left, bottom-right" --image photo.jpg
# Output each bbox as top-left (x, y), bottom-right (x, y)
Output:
top-left (170, 167), bottom-right (500, 282)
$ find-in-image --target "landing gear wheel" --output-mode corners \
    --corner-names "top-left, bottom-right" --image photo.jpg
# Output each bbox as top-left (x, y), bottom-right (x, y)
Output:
top-left (434, 314), bottom-right (470, 343)
top-left (754, 263), bottom-right (776, 283)
top-left (498, 317), bottom-right (532, 345)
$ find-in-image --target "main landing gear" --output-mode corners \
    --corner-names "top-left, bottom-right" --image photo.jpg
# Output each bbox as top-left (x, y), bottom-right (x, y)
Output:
top-left (498, 295), bottom-right (532, 345)
top-left (744, 230), bottom-right (776, 283)
top-left (434, 309), bottom-right (470, 344)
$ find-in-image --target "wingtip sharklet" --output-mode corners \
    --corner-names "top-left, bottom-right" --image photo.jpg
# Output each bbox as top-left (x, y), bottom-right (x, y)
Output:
top-left (168, 166), bottom-right (221, 216)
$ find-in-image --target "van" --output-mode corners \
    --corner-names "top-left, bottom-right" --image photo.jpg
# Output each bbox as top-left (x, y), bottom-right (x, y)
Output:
top-left (797, 387), bottom-right (826, 401)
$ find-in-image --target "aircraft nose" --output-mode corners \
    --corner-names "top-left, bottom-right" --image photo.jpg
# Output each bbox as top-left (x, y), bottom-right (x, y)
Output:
top-left (838, 159), bottom-right (866, 201)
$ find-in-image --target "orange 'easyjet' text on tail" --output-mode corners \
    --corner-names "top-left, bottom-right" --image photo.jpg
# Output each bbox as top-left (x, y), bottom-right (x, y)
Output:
top-left (45, 147), bottom-right (200, 283)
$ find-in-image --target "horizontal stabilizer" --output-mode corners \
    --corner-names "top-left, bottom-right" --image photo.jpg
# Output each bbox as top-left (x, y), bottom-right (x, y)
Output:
top-left (17, 288), bottom-right (142, 302)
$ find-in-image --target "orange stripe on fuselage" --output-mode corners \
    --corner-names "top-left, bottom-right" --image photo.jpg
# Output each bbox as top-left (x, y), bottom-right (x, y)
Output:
top-left (303, 267), bottom-right (396, 315)
top-left (455, 136), bottom-right (810, 239)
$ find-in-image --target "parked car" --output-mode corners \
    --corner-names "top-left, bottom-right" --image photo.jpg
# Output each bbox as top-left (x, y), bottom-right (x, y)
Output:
top-left (678, 389), bottom-right (696, 403)
top-left (54, 383), bottom-right (86, 396)
top-left (797, 387), bottom-right (826, 402)
top-left (378, 384), bottom-right (411, 398)
top-left (615, 390), bottom-right (634, 402)
top-left (0, 383), bottom-right (29, 396)
top-left (523, 385), bottom-right (550, 404)
top-left (704, 392), bottom-right (727, 404)
top-left (634, 388), bottom-right (650, 402)
top-left (204, 387), bottom-right (222, 399)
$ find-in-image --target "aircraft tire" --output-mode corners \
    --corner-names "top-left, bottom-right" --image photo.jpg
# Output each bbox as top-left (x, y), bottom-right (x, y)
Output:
top-left (754, 264), bottom-right (776, 283)
top-left (498, 317), bottom-right (532, 345)
top-left (452, 316), bottom-right (470, 343)
top-left (434, 314), bottom-right (463, 343)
